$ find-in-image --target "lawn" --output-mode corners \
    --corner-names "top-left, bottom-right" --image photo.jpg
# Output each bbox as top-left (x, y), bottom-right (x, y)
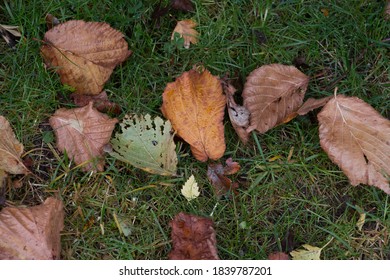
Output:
top-left (0, 0), bottom-right (389, 260)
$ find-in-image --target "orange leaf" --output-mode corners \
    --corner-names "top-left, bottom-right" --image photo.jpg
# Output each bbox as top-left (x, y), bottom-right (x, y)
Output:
top-left (169, 212), bottom-right (219, 260)
top-left (49, 102), bottom-right (118, 172)
top-left (0, 197), bottom-right (64, 260)
top-left (161, 68), bottom-right (226, 161)
top-left (41, 20), bottom-right (131, 95)
top-left (318, 95), bottom-right (390, 194)
top-left (171, 19), bottom-right (199, 49)
top-left (242, 64), bottom-right (309, 133)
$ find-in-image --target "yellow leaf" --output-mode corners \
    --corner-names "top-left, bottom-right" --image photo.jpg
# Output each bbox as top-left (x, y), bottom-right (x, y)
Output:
top-left (181, 175), bottom-right (200, 201)
top-left (356, 212), bottom-right (366, 231)
top-left (290, 238), bottom-right (333, 260)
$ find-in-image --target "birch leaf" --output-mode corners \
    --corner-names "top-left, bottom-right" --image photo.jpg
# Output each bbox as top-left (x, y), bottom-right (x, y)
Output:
top-left (109, 114), bottom-right (177, 176)
top-left (181, 175), bottom-right (200, 201)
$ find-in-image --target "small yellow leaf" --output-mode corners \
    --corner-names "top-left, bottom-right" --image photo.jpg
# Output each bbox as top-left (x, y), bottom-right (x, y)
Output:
top-left (181, 175), bottom-right (200, 201)
top-left (290, 238), bottom-right (333, 260)
top-left (356, 212), bottom-right (366, 231)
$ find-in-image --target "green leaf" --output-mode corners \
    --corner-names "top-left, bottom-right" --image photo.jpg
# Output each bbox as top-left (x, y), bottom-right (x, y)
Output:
top-left (109, 114), bottom-right (177, 176)
top-left (181, 175), bottom-right (200, 201)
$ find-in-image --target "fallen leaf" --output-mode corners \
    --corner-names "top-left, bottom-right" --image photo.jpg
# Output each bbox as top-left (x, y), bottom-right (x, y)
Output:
top-left (109, 114), bottom-right (177, 176)
top-left (113, 213), bottom-right (132, 237)
top-left (290, 244), bottom-right (322, 260)
top-left (385, 1), bottom-right (390, 19)
top-left (49, 102), bottom-right (118, 172)
top-left (0, 24), bottom-right (21, 48)
top-left (0, 197), bottom-right (64, 260)
top-left (242, 64), bottom-right (309, 133)
top-left (169, 212), bottom-right (219, 260)
top-left (45, 14), bottom-right (60, 30)
top-left (222, 79), bottom-right (250, 144)
top-left (356, 212), bottom-right (366, 231)
top-left (161, 68), bottom-right (226, 162)
top-left (207, 158), bottom-right (240, 197)
top-left (290, 238), bottom-right (333, 260)
top-left (0, 170), bottom-right (6, 207)
top-left (318, 95), bottom-right (390, 194)
top-left (171, 19), bottom-right (198, 49)
top-left (268, 252), bottom-right (290, 260)
top-left (282, 96), bottom-right (332, 124)
top-left (71, 91), bottom-right (121, 115)
top-left (171, 0), bottom-right (194, 12)
top-left (181, 175), bottom-right (200, 201)
top-left (41, 20), bottom-right (131, 95)
top-left (0, 116), bottom-right (29, 175)
top-left (321, 8), bottom-right (329, 17)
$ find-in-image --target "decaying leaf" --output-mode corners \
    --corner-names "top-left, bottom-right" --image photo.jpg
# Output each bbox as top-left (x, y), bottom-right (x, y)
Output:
top-left (356, 212), bottom-right (366, 231)
top-left (242, 64), bottom-right (309, 133)
top-left (181, 175), bottom-right (200, 201)
top-left (71, 91), bottom-right (121, 115)
top-left (49, 102), bottom-right (118, 172)
top-left (45, 14), bottom-right (60, 30)
top-left (169, 212), bottom-right (219, 260)
top-left (290, 238), bottom-right (333, 260)
top-left (0, 24), bottom-right (21, 48)
top-left (171, 0), bottom-right (194, 12)
top-left (41, 20), bottom-right (131, 95)
top-left (318, 95), bottom-right (390, 194)
top-left (171, 19), bottom-right (198, 49)
top-left (207, 158), bottom-right (240, 197)
top-left (161, 68), bottom-right (226, 162)
top-left (0, 116), bottom-right (29, 175)
top-left (268, 252), bottom-right (290, 260)
top-left (0, 197), bottom-right (64, 260)
top-left (109, 114), bottom-right (177, 176)
top-left (223, 79), bottom-right (250, 144)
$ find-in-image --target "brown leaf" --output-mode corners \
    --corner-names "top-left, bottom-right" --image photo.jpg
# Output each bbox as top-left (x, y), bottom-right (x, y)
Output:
top-left (281, 96), bottom-right (333, 124)
top-left (171, 19), bottom-right (198, 49)
top-left (223, 80), bottom-right (250, 144)
top-left (45, 14), bottom-right (60, 30)
top-left (207, 158), bottom-right (240, 197)
top-left (171, 0), bottom-right (194, 12)
top-left (0, 197), bottom-right (64, 260)
top-left (41, 20), bottom-right (131, 95)
top-left (49, 102), bottom-right (118, 172)
top-left (161, 68), bottom-right (226, 162)
top-left (385, 0), bottom-right (390, 20)
top-left (71, 90), bottom-right (121, 115)
top-left (318, 95), bottom-right (390, 194)
top-left (242, 64), bottom-right (309, 133)
top-left (268, 252), bottom-right (290, 260)
top-left (0, 116), bottom-right (29, 175)
top-left (169, 212), bottom-right (219, 260)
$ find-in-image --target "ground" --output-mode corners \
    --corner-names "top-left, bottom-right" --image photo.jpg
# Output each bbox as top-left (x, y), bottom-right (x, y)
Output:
top-left (0, 0), bottom-right (389, 260)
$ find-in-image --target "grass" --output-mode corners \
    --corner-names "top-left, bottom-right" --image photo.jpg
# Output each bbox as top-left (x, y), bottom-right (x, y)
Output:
top-left (1, 0), bottom-right (389, 260)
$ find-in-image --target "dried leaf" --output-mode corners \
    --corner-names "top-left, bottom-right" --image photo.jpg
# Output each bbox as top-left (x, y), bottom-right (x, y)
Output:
top-left (49, 102), bottom-right (118, 172)
top-left (318, 95), bottom-right (390, 194)
top-left (207, 158), bottom-right (240, 197)
top-left (41, 20), bottom-right (131, 95)
top-left (356, 212), bottom-right (366, 231)
top-left (71, 91), bottom-right (121, 115)
top-left (290, 244), bottom-right (322, 260)
top-left (45, 14), bottom-right (60, 30)
top-left (109, 114), bottom-right (177, 176)
top-left (181, 175), bottom-right (200, 201)
top-left (297, 96), bottom-right (332, 116)
top-left (161, 68), bottom-right (226, 162)
top-left (0, 116), bottom-right (29, 175)
top-left (268, 252), bottom-right (290, 260)
top-left (385, 0), bottom-right (390, 20)
top-left (169, 212), bottom-right (219, 260)
top-left (0, 24), bottom-right (21, 48)
top-left (0, 197), bottom-right (64, 260)
top-left (242, 64), bottom-right (309, 133)
top-left (171, 19), bottom-right (198, 49)
top-left (171, 0), bottom-right (194, 12)
top-left (223, 80), bottom-right (250, 144)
